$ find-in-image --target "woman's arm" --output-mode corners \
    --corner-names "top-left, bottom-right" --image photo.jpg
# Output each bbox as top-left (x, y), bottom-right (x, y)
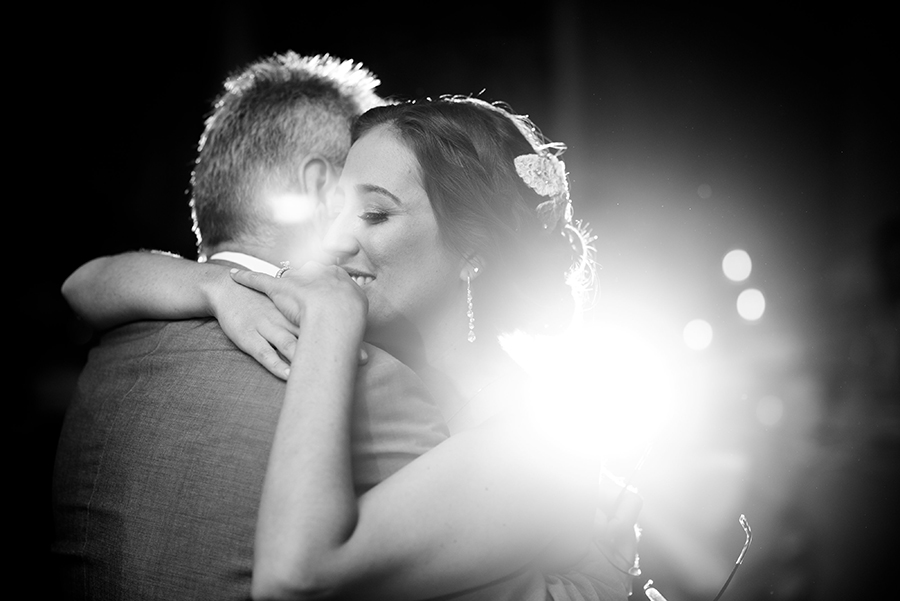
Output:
top-left (62, 251), bottom-right (298, 379)
top-left (242, 266), bottom-right (598, 600)
top-left (250, 262), bottom-right (370, 600)
top-left (258, 418), bottom-right (596, 600)
top-left (62, 251), bottom-right (221, 329)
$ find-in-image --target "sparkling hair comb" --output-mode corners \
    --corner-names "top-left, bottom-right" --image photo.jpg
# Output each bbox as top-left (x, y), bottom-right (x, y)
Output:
top-left (514, 145), bottom-right (573, 233)
top-left (514, 145), bottom-right (597, 307)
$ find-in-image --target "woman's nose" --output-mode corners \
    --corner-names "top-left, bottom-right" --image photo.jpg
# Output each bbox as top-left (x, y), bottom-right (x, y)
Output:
top-left (321, 207), bottom-right (359, 264)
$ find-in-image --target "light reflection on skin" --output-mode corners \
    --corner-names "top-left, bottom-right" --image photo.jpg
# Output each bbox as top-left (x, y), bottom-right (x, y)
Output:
top-left (260, 189), bottom-right (327, 269)
top-left (267, 191), bottom-right (319, 226)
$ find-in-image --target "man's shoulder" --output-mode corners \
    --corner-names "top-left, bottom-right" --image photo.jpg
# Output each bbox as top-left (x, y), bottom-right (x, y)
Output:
top-left (85, 318), bottom-right (283, 393)
top-left (100, 317), bottom-right (235, 350)
top-left (55, 319), bottom-right (279, 601)
top-left (97, 318), bottom-right (258, 363)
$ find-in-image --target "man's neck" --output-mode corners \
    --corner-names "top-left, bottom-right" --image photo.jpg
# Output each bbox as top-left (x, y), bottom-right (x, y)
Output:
top-left (207, 250), bottom-right (280, 276)
top-left (209, 238), bottom-right (280, 262)
top-left (208, 230), bottom-right (318, 272)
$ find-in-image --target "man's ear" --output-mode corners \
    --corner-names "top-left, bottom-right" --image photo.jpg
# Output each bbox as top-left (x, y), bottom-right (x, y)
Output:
top-left (299, 156), bottom-right (337, 206)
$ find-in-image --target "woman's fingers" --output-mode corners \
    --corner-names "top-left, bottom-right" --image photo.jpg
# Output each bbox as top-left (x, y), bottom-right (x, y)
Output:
top-left (230, 264), bottom-right (366, 327)
top-left (213, 272), bottom-right (300, 379)
top-left (240, 332), bottom-right (293, 381)
top-left (230, 268), bottom-right (303, 325)
top-left (230, 268), bottom-right (275, 295)
top-left (257, 316), bottom-right (299, 363)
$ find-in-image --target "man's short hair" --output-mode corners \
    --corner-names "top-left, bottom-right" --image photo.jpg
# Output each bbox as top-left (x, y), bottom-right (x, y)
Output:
top-left (190, 52), bottom-right (384, 256)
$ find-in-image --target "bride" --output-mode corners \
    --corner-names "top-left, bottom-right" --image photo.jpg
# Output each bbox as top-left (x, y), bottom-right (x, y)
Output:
top-left (64, 96), bottom-right (636, 600)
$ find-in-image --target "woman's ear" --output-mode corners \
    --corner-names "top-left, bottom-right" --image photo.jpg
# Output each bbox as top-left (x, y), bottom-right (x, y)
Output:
top-left (460, 255), bottom-right (485, 282)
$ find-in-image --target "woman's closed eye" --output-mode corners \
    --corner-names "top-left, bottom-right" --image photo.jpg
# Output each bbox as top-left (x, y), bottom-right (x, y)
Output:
top-left (359, 209), bottom-right (390, 224)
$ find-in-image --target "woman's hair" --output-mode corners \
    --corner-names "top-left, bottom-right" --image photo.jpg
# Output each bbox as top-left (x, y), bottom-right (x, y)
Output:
top-left (352, 95), bottom-right (595, 337)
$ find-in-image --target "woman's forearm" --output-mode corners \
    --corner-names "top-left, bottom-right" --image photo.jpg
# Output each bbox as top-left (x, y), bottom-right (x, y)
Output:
top-left (246, 267), bottom-right (597, 600)
top-left (61, 251), bottom-right (226, 330)
top-left (253, 302), bottom-right (366, 600)
top-left (253, 369), bottom-right (595, 600)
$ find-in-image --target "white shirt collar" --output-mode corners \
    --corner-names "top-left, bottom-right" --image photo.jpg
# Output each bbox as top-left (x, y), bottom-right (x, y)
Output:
top-left (207, 251), bottom-right (280, 276)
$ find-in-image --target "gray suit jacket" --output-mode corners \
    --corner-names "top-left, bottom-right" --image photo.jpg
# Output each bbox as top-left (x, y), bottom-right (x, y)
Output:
top-left (52, 318), bottom-right (448, 600)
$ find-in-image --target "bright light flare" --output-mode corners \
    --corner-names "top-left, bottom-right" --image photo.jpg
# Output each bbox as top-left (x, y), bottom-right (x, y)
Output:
top-left (722, 249), bottom-right (752, 282)
top-left (501, 320), bottom-right (676, 463)
top-left (267, 192), bottom-right (319, 225)
top-left (736, 289), bottom-right (765, 321)
top-left (683, 319), bottom-right (713, 350)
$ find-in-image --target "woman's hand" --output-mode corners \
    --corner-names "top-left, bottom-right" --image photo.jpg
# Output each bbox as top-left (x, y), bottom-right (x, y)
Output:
top-left (207, 272), bottom-right (301, 381)
top-left (229, 262), bottom-right (368, 366)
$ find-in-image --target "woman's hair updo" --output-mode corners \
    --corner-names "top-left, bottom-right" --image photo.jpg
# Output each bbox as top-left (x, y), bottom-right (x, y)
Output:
top-left (352, 95), bottom-right (594, 337)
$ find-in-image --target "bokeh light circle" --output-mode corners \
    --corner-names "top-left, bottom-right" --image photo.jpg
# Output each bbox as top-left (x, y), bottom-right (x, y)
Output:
top-left (683, 319), bottom-right (713, 350)
top-left (722, 249), bottom-right (752, 282)
top-left (737, 288), bottom-right (766, 321)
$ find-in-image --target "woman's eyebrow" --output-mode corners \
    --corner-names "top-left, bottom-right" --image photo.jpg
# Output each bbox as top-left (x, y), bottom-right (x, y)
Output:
top-left (357, 183), bottom-right (403, 206)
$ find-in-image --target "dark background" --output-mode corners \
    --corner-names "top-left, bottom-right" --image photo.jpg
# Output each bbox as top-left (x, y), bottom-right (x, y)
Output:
top-left (27, 4), bottom-right (896, 600)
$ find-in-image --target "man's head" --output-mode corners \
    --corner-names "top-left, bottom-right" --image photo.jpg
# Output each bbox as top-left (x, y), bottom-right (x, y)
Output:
top-left (190, 52), bottom-right (384, 263)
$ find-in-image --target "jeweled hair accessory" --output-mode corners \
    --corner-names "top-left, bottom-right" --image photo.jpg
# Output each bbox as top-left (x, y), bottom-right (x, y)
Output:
top-left (514, 148), bottom-right (573, 233)
top-left (515, 145), bottom-right (598, 308)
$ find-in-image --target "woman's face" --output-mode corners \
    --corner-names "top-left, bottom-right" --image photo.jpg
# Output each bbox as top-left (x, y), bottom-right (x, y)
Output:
top-left (323, 125), bottom-right (466, 337)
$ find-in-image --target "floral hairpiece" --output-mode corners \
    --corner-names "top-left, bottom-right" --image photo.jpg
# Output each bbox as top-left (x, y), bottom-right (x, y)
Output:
top-left (514, 146), bottom-right (598, 309)
top-left (514, 148), bottom-right (573, 233)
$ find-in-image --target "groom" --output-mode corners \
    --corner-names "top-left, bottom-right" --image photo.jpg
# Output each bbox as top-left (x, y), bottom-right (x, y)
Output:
top-left (51, 53), bottom-right (450, 600)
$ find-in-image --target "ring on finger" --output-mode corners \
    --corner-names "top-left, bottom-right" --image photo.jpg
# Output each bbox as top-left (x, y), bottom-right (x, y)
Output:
top-left (275, 261), bottom-right (291, 279)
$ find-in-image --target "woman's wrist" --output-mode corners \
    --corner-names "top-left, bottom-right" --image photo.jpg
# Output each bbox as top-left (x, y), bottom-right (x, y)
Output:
top-left (293, 304), bottom-right (366, 363)
top-left (295, 276), bottom-right (368, 341)
top-left (199, 263), bottom-right (235, 319)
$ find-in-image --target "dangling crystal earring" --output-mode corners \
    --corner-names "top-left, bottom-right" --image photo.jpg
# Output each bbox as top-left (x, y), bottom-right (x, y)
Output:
top-left (466, 267), bottom-right (480, 343)
top-left (466, 274), bottom-right (476, 343)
